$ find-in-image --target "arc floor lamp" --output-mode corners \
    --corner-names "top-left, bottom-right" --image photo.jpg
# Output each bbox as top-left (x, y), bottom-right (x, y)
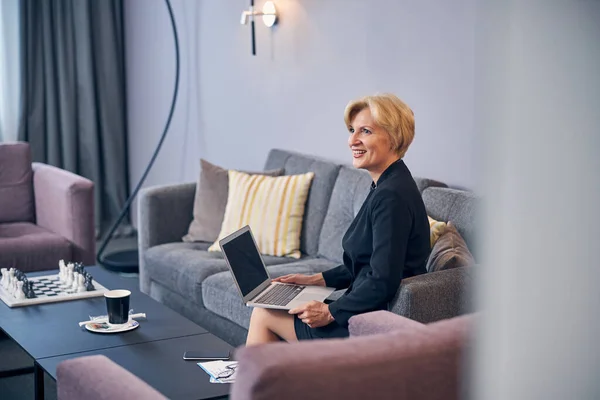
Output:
top-left (97, 0), bottom-right (180, 273)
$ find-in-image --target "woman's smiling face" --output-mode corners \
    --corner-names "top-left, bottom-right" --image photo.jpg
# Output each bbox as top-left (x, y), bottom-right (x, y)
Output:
top-left (348, 108), bottom-right (398, 181)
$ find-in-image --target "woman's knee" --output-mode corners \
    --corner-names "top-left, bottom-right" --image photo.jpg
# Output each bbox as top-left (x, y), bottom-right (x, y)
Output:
top-left (250, 307), bottom-right (290, 328)
top-left (250, 307), bottom-right (272, 324)
top-left (250, 308), bottom-right (295, 340)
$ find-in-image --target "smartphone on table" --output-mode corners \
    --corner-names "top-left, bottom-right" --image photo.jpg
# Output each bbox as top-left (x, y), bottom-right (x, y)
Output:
top-left (182, 349), bottom-right (231, 361)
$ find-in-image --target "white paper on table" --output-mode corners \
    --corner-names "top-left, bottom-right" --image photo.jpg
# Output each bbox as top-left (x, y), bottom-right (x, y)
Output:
top-left (209, 376), bottom-right (236, 384)
top-left (197, 360), bottom-right (237, 384)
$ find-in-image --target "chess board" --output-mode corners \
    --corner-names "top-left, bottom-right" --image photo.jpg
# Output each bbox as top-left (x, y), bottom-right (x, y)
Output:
top-left (0, 274), bottom-right (109, 308)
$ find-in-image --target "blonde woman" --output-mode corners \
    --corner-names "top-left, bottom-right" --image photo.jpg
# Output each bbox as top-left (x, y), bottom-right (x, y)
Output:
top-left (246, 94), bottom-right (431, 344)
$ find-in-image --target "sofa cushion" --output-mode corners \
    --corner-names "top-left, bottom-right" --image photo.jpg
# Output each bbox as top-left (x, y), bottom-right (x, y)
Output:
top-left (318, 165), bottom-right (447, 264)
top-left (317, 167), bottom-right (371, 263)
top-left (0, 143), bottom-right (35, 223)
top-left (0, 222), bottom-right (72, 272)
top-left (208, 171), bottom-right (315, 258)
top-left (144, 242), bottom-right (298, 306)
top-left (422, 187), bottom-right (478, 256)
top-left (264, 149), bottom-right (341, 257)
top-left (183, 159), bottom-right (284, 243)
top-left (202, 258), bottom-right (339, 329)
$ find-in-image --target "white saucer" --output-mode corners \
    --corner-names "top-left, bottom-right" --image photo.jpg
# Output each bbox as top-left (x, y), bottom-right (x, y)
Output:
top-left (84, 319), bottom-right (139, 334)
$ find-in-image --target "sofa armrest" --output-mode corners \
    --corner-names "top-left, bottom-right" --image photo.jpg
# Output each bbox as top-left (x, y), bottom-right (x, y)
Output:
top-left (137, 182), bottom-right (196, 250)
top-left (138, 182), bottom-right (195, 292)
top-left (32, 162), bottom-right (95, 265)
top-left (389, 267), bottom-right (475, 323)
top-left (349, 310), bottom-right (427, 337)
top-left (232, 326), bottom-right (464, 400)
top-left (57, 355), bottom-right (166, 400)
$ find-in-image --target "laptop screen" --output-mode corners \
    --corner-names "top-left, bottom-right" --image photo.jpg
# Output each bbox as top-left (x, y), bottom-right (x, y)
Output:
top-left (221, 230), bottom-right (269, 297)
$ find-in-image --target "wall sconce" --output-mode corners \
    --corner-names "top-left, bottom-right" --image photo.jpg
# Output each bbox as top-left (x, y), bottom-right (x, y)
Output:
top-left (240, 1), bottom-right (278, 56)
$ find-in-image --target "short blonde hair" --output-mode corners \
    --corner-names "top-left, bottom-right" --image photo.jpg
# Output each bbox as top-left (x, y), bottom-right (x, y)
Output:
top-left (344, 93), bottom-right (415, 158)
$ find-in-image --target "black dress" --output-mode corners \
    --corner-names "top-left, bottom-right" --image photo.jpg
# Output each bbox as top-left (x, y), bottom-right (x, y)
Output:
top-left (294, 159), bottom-right (430, 340)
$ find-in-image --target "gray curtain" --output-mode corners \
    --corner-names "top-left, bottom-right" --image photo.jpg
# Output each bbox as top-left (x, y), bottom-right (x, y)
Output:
top-left (18, 0), bottom-right (129, 235)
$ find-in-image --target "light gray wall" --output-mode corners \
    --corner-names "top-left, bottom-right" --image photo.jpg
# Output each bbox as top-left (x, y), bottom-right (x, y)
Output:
top-left (125, 0), bottom-right (477, 225)
top-left (472, 0), bottom-right (600, 399)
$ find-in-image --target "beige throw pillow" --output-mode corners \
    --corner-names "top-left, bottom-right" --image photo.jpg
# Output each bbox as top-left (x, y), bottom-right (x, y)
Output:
top-left (182, 159), bottom-right (283, 243)
top-left (208, 170), bottom-right (315, 258)
top-left (428, 216), bottom-right (448, 248)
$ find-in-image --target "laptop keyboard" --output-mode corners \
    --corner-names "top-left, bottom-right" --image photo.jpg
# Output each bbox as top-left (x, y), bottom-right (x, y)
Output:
top-left (255, 284), bottom-right (305, 306)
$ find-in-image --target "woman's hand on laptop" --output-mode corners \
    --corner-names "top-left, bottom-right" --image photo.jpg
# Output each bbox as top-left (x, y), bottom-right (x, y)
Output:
top-left (288, 301), bottom-right (334, 328)
top-left (272, 273), bottom-right (325, 286)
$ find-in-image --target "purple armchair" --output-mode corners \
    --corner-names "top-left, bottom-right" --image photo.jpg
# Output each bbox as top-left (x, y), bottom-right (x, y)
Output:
top-left (232, 311), bottom-right (473, 400)
top-left (0, 142), bottom-right (95, 272)
top-left (56, 312), bottom-right (472, 400)
top-left (57, 355), bottom-right (166, 400)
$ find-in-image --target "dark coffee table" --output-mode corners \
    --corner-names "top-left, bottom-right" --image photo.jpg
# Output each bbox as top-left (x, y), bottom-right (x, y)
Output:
top-left (0, 266), bottom-right (232, 399)
top-left (39, 334), bottom-right (232, 400)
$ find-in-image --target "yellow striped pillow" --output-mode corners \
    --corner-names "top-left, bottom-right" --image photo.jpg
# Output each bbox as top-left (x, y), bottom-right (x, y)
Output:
top-left (208, 170), bottom-right (315, 258)
top-left (428, 216), bottom-right (447, 248)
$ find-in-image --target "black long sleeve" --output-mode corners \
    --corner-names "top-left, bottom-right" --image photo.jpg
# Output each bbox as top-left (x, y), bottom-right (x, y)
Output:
top-left (323, 159), bottom-right (430, 328)
top-left (328, 191), bottom-right (411, 326)
top-left (322, 264), bottom-right (352, 290)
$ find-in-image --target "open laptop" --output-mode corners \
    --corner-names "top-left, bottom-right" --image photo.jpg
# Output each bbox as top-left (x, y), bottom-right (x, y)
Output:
top-left (219, 226), bottom-right (335, 310)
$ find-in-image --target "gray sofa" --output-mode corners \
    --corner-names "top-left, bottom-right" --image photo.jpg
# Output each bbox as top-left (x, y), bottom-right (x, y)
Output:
top-left (138, 149), bottom-right (477, 346)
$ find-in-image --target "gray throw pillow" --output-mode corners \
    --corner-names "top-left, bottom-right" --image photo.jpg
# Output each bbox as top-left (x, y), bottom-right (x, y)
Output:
top-left (426, 221), bottom-right (475, 272)
top-left (182, 159), bottom-right (284, 243)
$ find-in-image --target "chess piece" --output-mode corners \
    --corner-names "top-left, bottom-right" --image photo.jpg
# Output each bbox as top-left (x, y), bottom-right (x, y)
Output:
top-left (0, 268), bottom-right (6, 289)
top-left (77, 274), bottom-right (86, 292)
top-left (6, 270), bottom-right (16, 295)
top-left (15, 281), bottom-right (25, 300)
top-left (8, 268), bottom-right (15, 290)
top-left (71, 272), bottom-right (79, 291)
top-left (59, 260), bottom-right (67, 282)
top-left (85, 277), bottom-right (95, 291)
top-left (22, 277), bottom-right (28, 291)
top-left (26, 281), bottom-right (36, 299)
top-left (8, 278), bottom-right (14, 296)
top-left (74, 263), bottom-right (84, 275)
top-left (66, 265), bottom-right (74, 286)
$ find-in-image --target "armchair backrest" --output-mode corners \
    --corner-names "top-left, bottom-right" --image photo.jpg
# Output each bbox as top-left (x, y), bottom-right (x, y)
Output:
top-left (0, 142), bottom-right (35, 223)
top-left (57, 355), bottom-right (166, 400)
top-left (232, 313), bottom-right (474, 400)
